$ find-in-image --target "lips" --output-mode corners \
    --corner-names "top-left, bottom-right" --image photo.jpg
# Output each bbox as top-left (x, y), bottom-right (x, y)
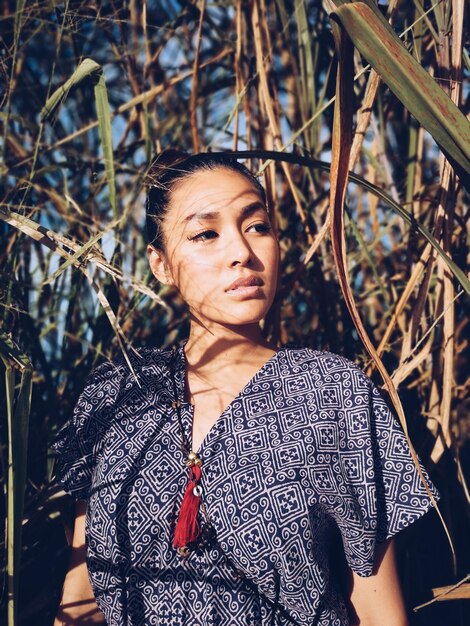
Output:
top-left (226, 275), bottom-right (264, 292)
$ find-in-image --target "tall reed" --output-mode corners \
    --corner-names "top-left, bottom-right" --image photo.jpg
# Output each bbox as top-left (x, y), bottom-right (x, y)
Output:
top-left (0, 1), bottom-right (468, 624)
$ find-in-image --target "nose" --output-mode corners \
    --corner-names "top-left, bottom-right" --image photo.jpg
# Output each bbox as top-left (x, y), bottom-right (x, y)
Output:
top-left (227, 231), bottom-right (253, 267)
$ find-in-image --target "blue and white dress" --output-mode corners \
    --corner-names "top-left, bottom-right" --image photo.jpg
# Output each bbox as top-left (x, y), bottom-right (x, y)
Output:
top-left (51, 342), bottom-right (440, 626)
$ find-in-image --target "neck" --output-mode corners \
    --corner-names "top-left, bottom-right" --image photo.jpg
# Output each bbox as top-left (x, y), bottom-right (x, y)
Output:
top-left (184, 316), bottom-right (277, 372)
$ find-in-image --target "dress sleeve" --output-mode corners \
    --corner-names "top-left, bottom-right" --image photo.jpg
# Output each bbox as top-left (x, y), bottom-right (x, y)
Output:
top-left (50, 360), bottom-right (124, 500)
top-left (329, 365), bottom-right (440, 577)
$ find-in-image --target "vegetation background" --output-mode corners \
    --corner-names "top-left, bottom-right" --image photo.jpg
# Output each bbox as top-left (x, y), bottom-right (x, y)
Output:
top-left (0, 0), bottom-right (469, 624)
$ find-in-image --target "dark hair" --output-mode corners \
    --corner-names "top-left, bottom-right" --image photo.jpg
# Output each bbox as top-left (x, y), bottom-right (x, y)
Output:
top-left (145, 150), bottom-right (267, 250)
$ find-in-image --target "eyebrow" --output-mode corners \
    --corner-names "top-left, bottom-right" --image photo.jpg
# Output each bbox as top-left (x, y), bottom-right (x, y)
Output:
top-left (183, 201), bottom-right (267, 224)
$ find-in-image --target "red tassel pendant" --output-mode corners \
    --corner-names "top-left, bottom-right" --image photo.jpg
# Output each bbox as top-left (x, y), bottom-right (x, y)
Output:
top-left (173, 452), bottom-right (203, 557)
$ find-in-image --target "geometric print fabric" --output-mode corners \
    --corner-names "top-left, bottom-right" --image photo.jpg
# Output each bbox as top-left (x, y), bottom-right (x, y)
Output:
top-left (52, 342), bottom-right (440, 626)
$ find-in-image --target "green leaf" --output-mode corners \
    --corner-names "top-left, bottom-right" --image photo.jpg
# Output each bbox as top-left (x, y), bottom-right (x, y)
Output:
top-left (40, 58), bottom-right (116, 216)
top-left (94, 71), bottom-right (116, 217)
top-left (295, 0), bottom-right (315, 112)
top-left (329, 2), bottom-right (470, 188)
top-left (0, 329), bottom-right (32, 368)
top-left (14, 0), bottom-right (25, 44)
top-left (40, 58), bottom-right (101, 120)
top-left (1, 331), bottom-right (33, 626)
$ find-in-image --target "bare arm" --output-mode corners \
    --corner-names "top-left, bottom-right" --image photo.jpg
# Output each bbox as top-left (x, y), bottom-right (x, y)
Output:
top-left (54, 500), bottom-right (106, 625)
top-left (346, 538), bottom-right (409, 626)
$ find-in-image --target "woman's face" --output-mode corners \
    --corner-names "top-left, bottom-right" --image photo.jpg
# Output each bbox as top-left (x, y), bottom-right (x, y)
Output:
top-left (147, 167), bottom-right (279, 329)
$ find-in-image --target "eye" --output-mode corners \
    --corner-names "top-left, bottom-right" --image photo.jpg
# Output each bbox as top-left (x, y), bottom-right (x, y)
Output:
top-left (247, 222), bottom-right (272, 234)
top-left (187, 229), bottom-right (218, 242)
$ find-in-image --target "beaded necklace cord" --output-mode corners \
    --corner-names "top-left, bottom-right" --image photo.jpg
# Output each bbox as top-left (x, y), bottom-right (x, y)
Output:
top-left (170, 347), bottom-right (216, 558)
top-left (168, 346), bottom-right (299, 626)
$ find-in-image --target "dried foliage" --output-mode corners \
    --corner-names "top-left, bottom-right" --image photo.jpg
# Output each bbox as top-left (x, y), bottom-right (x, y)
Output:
top-left (0, 1), bottom-right (469, 625)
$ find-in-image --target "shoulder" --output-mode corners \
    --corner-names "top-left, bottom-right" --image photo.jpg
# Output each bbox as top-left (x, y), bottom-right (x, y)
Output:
top-left (82, 344), bottom-right (177, 397)
top-left (99, 344), bottom-right (175, 376)
top-left (73, 344), bottom-right (178, 421)
top-left (281, 345), bottom-right (371, 385)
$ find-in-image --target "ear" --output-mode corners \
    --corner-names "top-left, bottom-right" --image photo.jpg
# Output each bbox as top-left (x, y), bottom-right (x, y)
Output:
top-left (147, 244), bottom-right (174, 285)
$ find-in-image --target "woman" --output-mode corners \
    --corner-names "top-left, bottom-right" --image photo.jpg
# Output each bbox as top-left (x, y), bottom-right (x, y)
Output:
top-left (52, 151), bottom-right (440, 626)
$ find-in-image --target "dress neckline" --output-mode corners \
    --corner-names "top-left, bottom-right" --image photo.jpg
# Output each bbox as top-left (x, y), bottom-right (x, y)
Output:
top-left (171, 341), bottom-right (284, 456)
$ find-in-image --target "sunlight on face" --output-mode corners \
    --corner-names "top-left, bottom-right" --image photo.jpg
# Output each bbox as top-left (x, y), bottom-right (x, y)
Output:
top-left (156, 167), bottom-right (279, 329)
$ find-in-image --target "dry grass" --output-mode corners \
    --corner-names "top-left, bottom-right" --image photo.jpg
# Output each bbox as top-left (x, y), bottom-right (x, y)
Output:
top-left (0, 1), bottom-right (468, 624)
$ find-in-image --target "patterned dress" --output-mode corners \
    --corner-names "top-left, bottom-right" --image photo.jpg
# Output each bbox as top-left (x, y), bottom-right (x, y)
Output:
top-left (52, 342), bottom-right (440, 626)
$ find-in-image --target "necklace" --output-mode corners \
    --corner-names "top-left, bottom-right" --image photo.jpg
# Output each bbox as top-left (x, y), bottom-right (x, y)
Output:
top-left (170, 347), bottom-right (216, 558)
top-left (167, 345), bottom-right (299, 626)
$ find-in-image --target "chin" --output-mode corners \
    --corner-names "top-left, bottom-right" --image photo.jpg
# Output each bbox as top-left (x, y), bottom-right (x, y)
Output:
top-left (224, 308), bottom-right (272, 326)
top-left (197, 304), bottom-right (272, 327)
top-left (225, 316), bottom-right (265, 327)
